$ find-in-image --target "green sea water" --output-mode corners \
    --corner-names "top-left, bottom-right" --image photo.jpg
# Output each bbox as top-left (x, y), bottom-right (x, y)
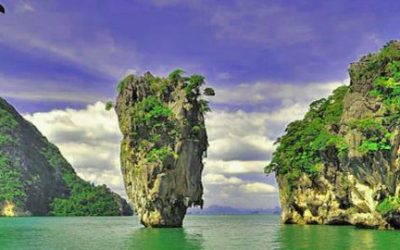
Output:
top-left (1, 215), bottom-right (400, 250)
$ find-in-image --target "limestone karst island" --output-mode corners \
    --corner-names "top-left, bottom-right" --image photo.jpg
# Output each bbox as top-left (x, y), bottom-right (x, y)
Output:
top-left (4, 1), bottom-right (400, 249)
top-left (266, 41), bottom-right (400, 229)
top-left (114, 71), bottom-right (213, 227)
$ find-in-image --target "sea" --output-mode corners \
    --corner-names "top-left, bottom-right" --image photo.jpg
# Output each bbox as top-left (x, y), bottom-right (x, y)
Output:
top-left (0, 215), bottom-right (400, 250)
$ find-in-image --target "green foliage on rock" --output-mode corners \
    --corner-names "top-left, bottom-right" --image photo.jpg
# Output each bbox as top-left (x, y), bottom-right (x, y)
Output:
top-left (119, 69), bottom-right (213, 167)
top-left (367, 43), bottom-right (400, 125)
top-left (168, 69), bottom-right (185, 82)
top-left (185, 74), bottom-right (205, 96)
top-left (349, 118), bottom-right (392, 153)
top-left (203, 87), bottom-right (215, 96)
top-left (148, 146), bottom-right (176, 163)
top-left (129, 94), bottom-right (178, 167)
top-left (0, 154), bottom-right (26, 207)
top-left (150, 76), bottom-right (170, 96)
top-left (349, 40), bottom-right (400, 83)
top-left (50, 180), bottom-right (121, 216)
top-left (117, 75), bottom-right (134, 94)
top-left (351, 41), bottom-right (400, 153)
top-left (0, 106), bottom-right (26, 208)
top-left (199, 99), bottom-right (211, 113)
top-left (130, 96), bottom-right (177, 142)
top-left (105, 101), bottom-right (113, 111)
top-left (0, 109), bottom-right (18, 145)
top-left (376, 196), bottom-right (400, 215)
top-left (143, 98), bottom-right (174, 122)
top-left (265, 85), bottom-right (349, 186)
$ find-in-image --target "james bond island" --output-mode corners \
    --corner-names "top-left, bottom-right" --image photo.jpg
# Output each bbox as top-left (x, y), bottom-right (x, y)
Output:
top-left (265, 41), bottom-right (400, 229)
top-left (0, 98), bottom-right (132, 217)
top-left (114, 70), bottom-right (214, 227)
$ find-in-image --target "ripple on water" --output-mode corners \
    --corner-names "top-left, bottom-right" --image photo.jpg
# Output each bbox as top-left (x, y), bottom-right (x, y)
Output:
top-left (0, 215), bottom-right (400, 250)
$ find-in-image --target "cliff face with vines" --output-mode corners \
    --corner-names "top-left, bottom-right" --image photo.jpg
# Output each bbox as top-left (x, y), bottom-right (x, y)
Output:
top-left (115, 70), bottom-right (213, 227)
top-left (266, 41), bottom-right (400, 229)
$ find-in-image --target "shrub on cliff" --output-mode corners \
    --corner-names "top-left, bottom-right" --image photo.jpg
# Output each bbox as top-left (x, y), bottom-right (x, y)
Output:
top-left (168, 69), bottom-right (185, 82)
top-left (117, 75), bottom-right (134, 94)
top-left (376, 196), bottom-right (400, 215)
top-left (203, 87), bottom-right (215, 96)
top-left (105, 101), bottom-right (113, 111)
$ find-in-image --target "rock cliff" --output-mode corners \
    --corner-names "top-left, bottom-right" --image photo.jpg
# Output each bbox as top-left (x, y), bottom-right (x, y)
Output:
top-left (265, 41), bottom-right (400, 229)
top-left (115, 70), bottom-right (213, 227)
top-left (0, 97), bottom-right (132, 216)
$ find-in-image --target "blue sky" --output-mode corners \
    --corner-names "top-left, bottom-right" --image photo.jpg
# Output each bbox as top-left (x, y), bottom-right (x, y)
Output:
top-left (2, 0), bottom-right (399, 112)
top-left (1, 0), bottom-right (400, 208)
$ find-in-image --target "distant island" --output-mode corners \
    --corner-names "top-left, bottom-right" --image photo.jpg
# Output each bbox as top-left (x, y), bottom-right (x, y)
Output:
top-left (187, 205), bottom-right (281, 215)
top-left (266, 41), bottom-right (400, 229)
top-left (0, 97), bottom-right (132, 216)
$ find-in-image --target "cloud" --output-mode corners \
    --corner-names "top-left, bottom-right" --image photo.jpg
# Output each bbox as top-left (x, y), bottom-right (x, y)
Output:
top-left (203, 78), bottom-right (346, 168)
top-left (204, 174), bottom-right (243, 185)
top-left (204, 159), bottom-right (268, 175)
top-left (143, 0), bottom-right (314, 46)
top-left (0, 72), bottom-right (113, 105)
top-left (240, 182), bottom-right (277, 194)
top-left (143, 0), bottom-right (315, 46)
top-left (0, 3), bottom-right (140, 80)
top-left (17, 3), bottom-right (35, 13)
top-left (202, 179), bottom-right (279, 209)
top-left (2, 87), bottom-right (108, 104)
top-left (209, 1), bottom-right (315, 46)
top-left (207, 135), bottom-right (272, 161)
top-left (211, 80), bottom-right (347, 106)
top-left (144, 0), bottom-right (200, 7)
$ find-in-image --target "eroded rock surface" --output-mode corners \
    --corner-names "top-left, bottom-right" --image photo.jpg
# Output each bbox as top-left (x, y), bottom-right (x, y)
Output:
top-left (115, 71), bottom-right (212, 227)
top-left (266, 41), bottom-right (400, 229)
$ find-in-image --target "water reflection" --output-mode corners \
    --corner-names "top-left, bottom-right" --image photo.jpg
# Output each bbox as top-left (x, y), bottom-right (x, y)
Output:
top-left (125, 227), bottom-right (204, 250)
top-left (3, 216), bottom-right (400, 250)
top-left (276, 224), bottom-right (400, 250)
top-left (0, 218), bottom-right (22, 249)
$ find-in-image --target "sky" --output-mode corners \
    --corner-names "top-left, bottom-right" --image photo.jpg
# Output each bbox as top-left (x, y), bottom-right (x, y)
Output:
top-left (1, 0), bottom-right (399, 209)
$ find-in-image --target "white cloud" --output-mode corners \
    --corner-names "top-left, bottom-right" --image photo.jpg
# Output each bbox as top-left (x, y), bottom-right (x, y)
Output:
top-left (211, 80), bottom-right (346, 106)
top-left (240, 182), bottom-right (277, 194)
top-left (204, 159), bottom-right (268, 175)
top-left (17, 3), bottom-right (35, 13)
top-left (204, 174), bottom-right (243, 185)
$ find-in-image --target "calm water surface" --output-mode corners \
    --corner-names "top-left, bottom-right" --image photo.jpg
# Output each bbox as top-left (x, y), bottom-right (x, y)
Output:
top-left (1, 215), bottom-right (400, 249)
